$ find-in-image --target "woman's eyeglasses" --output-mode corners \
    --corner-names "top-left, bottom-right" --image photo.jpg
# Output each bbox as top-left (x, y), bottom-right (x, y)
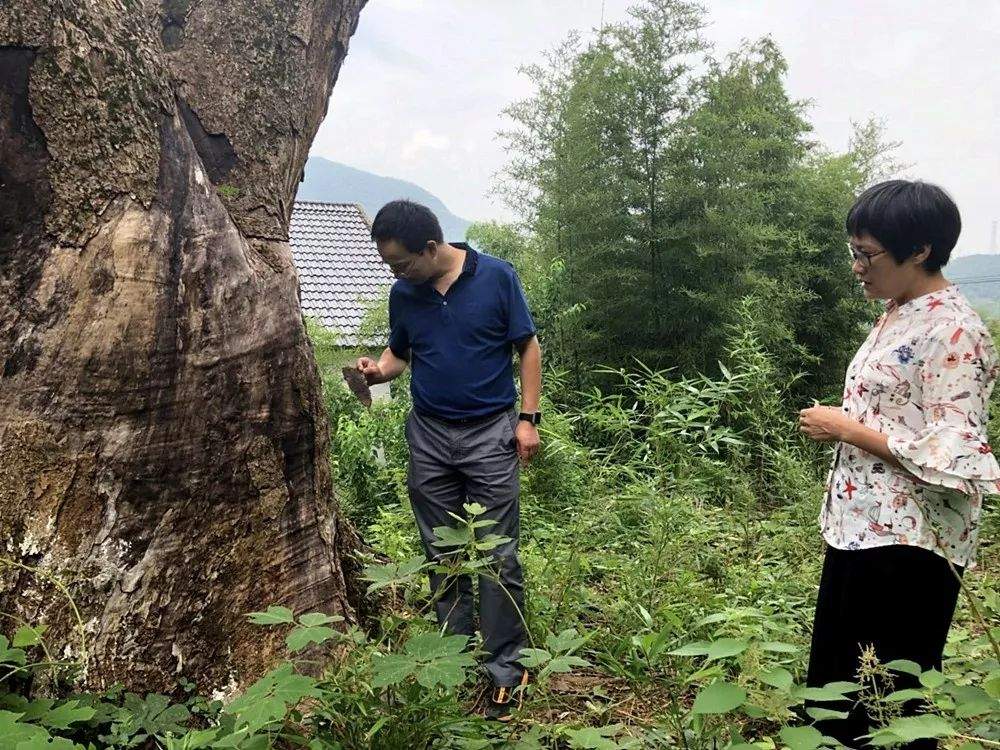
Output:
top-left (846, 242), bottom-right (886, 270)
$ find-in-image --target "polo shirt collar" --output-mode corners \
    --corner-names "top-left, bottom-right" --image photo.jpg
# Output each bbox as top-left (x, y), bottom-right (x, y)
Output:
top-left (451, 242), bottom-right (478, 276)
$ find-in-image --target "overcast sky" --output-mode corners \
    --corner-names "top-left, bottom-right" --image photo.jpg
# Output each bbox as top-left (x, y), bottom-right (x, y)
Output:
top-left (311, 0), bottom-right (1000, 255)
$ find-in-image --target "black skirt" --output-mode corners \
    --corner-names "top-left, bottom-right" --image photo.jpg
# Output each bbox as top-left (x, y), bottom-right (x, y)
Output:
top-left (807, 544), bottom-right (963, 749)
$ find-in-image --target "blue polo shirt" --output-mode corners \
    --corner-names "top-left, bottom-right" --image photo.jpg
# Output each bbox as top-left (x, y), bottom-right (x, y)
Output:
top-left (388, 244), bottom-right (536, 421)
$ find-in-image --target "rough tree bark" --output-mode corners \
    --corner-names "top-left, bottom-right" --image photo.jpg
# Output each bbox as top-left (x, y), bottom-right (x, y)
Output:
top-left (0, 0), bottom-right (368, 693)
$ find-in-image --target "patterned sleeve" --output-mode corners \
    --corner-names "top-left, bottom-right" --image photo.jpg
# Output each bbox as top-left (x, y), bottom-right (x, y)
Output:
top-left (887, 323), bottom-right (1000, 494)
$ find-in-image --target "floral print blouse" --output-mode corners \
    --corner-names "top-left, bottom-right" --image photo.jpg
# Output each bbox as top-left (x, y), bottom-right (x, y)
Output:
top-left (821, 285), bottom-right (1000, 567)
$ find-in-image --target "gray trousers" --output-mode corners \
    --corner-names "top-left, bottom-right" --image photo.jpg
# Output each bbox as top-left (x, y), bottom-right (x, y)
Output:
top-left (405, 408), bottom-right (526, 686)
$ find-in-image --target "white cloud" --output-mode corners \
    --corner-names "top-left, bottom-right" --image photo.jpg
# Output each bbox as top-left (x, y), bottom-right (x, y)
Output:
top-left (400, 129), bottom-right (451, 162)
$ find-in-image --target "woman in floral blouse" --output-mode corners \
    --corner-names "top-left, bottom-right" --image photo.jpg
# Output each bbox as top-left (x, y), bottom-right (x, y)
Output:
top-left (799, 180), bottom-right (999, 748)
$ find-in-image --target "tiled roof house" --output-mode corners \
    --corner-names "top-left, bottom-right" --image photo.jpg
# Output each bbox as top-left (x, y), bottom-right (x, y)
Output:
top-left (289, 201), bottom-right (394, 345)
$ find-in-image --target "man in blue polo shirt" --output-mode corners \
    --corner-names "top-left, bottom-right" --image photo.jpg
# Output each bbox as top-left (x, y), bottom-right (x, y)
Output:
top-left (355, 199), bottom-right (542, 720)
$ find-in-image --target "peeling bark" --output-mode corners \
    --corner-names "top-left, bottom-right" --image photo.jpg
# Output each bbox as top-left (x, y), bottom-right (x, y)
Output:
top-left (0, 0), bottom-right (368, 693)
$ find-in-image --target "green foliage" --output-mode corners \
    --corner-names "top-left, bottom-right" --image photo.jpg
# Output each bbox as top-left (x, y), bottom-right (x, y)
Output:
top-left (495, 0), bottom-right (887, 397)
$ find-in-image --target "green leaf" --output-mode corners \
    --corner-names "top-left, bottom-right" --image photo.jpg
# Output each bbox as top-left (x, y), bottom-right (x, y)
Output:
top-left (884, 689), bottom-right (925, 703)
top-left (779, 726), bottom-right (825, 750)
top-left (0, 711), bottom-right (50, 744)
top-left (362, 556), bottom-right (426, 593)
top-left (985, 673), bottom-right (1000, 699)
top-left (297, 612), bottom-right (342, 627)
top-left (431, 525), bottom-right (470, 548)
top-left (518, 648), bottom-right (552, 669)
top-left (226, 664), bottom-right (319, 733)
top-left (16, 737), bottom-right (80, 750)
top-left (39, 700), bottom-right (96, 729)
top-left (246, 606), bottom-right (295, 625)
top-left (949, 685), bottom-right (997, 718)
top-left (919, 670), bottom-right (946, 689)
top-left (544, 655), bottom-right (590, 674)
top-left (462, 502), bottom-right (487, 517)
top-left (475, 533), bottom-right (512, 551)
top-left (404, 632), bottom-right (469, 659)
top-left (866, 714), bottom-right (956, 744)
top-left (371, 654), bottom-right (416, 688)
top-left (758, 666), bottom-right (793, 691)
top-left (760, 641), bottom-right (799, 654)
top-left (805, 707), bottom-right (849, 721)
top-left (668, 641), bottom-right (711, 656)
top-left (285, 626), bottom-right (338, 653)
top-left (791, 686), bottom-right (852, 703)
top-left (692, 681), bottom-right (746, 714)
top-left (884, 659), bottom-right (923, 677)
top-left (12, 625), bottom-right (47, 648)
top-left (706, 638), bottom-right (749, 661)
top-left (414, 653), bottom-right (475, 689)
top-left (546, 628), bottom-right (587, 654)
top-left (564, 726), bottom-right (630, 750)
top-left (0, 636), bottom-right (27, 666)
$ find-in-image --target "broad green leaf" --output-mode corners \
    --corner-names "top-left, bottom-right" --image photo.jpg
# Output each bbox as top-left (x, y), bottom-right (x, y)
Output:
top-left (949, 685), bottom-right (997, 718)
top-left (371, 654), bottom-right (416, 688)
top-left (760, 641), bottom-right (799, 654)
top-left (518, 648), bottom-right (552, 668)
top-left (883, 689), bottom-right (925, 703)
top-left (431, 525), bottom-right (470, 548)
top-left (12, 625), bottom-right (47, 648)
top-left (544, 655), bottom-right (590, 674)
top-left (692, 681), bottom-right (746, 714)
top-left (297, 612), bottom-right (342, 627)
top-left (779, 725), bottom-right (825, 750)
top-left (706, 638), bottom-right (749, 661)
top-left (790, 686), bottom-right (851, 703)
top-left (564, 726), bottom-right (630, 750)
top-left (758, 666), bottom-right (793, 691)
top-left (285, 626), bottom-right (338, 653)
top-left (475, 534), bottom-right (512, 551)
top-left (0, 711), bottom-right (49, 744)
top-left (919, 670), bottom-right (946, 689)
top-left (414, 653), bottom-right (475, 689)
top-left (884, 659), bottom-right (922, 677)
top-left (404, 632), bottom-right (469, 659)
top-left (463, 502), bottom-right (487, 517)
top-left (867, 714), bottom-right (956, 744)
top-left (246, 606), bottom-right (295, 625)
top-left (39, 700), bottom-right (96, 729)
top-left (986, 673), bottom-right (1000, 699)
top-left (668, 641), bottom-right (711, 656)
top-left (16, 737), bottom-right (80, 750)
top-left (0, 636), bottom-right (27, 666)
top-left (362, 556), bottom-right (426, 593)
top-left (546, 628), bottom-right (587, 654)
top-left (805, 707), bottom-right (849, 721)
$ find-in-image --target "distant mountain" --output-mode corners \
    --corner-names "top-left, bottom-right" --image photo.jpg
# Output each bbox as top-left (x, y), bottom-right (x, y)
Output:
top-left (296, 157), bottom-right (472, 242)
top-left (949, 254), bottom-right (1000, 315)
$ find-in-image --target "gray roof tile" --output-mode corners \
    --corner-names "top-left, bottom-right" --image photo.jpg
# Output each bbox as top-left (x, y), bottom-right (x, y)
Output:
top-left (289, 201), bottom-right (394, 346)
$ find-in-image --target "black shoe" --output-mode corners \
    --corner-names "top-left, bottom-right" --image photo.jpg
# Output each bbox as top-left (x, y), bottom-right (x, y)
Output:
top-left (485, 670), bottom-right (529, 722)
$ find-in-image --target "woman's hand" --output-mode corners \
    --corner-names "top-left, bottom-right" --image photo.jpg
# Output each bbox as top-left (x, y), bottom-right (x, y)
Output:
top-left (799, 405), bottom-right (855, 443)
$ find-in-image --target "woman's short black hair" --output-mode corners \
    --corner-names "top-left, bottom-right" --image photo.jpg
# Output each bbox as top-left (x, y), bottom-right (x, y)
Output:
top-left (370, 199), bottom-right (444, 253)
top-left (846, 179), bottom-right (961, 273)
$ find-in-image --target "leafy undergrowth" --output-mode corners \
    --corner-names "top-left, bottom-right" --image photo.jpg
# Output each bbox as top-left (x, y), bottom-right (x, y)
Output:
top-left (3, 305), bottom-right (999, 748)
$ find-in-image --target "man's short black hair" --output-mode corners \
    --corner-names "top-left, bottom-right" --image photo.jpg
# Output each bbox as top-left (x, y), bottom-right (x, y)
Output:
top-left (371, 199), bottom-right (444, 253)
top-left (846, 179), bottom-right (961, 273)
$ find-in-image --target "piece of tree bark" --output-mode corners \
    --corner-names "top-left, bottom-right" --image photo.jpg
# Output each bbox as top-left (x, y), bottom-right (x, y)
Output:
top-left (341, 367), bottom-right (373, 407)
top-left (0, 0), bottom-right (368, 693)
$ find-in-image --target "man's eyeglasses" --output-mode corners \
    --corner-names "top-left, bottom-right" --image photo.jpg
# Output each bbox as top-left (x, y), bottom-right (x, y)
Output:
top-left (385, 254), bottom-right (419, 277)
top-left (846, 242), bottom-right (886, 269)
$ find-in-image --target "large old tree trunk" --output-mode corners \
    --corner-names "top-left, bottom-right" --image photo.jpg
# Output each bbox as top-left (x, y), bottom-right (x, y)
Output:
top-left (0, 0), bottom-right (368, 692)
